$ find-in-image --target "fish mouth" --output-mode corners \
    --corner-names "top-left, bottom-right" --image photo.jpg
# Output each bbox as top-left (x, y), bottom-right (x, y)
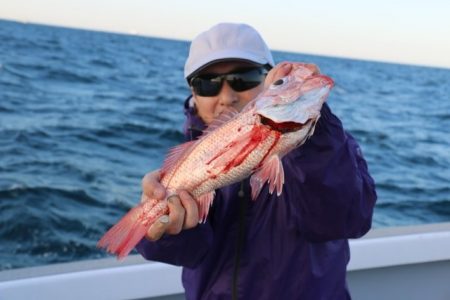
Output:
top-left (259, 115), bottom-right (312, 133)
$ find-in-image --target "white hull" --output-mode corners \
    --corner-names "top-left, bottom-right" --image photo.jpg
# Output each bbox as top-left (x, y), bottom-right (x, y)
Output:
top-left (1, 222), bottom-right (450, 300)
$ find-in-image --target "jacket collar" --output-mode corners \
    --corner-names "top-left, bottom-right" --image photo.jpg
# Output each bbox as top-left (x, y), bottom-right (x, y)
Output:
top-left (183, 95), bottom-right (206, 141)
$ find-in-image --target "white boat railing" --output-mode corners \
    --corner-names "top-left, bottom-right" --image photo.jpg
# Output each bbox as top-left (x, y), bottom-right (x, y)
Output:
top-left (1, 222), bottom-right (450, 300)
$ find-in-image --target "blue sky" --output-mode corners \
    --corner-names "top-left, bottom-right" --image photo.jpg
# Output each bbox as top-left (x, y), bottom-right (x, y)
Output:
top-left (1, 0), bottom-right (449, 68)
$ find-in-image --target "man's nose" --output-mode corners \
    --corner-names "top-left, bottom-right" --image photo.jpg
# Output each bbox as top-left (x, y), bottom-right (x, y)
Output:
top-left (217, 81), bottom-right (238, 106)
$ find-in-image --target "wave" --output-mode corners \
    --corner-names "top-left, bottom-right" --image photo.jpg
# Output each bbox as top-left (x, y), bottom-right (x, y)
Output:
top-left (85, 121), bottom-right (184, 143)
top-left (374, 199), bottom-right (450, 227)
top-left (0, 105), bottom-right (14, 113)
top-left (0, 185), bottom-right (104, 207)
top-left (89, 58), bottom-right (116, 69)
top-left (2, 63), bottom-right (41, 79)
top-left (376, 182), bottom-right (450, 197)
top-left (45, 69), bottom-right (100, 84)
top-left (2, 62), bottom-right (100, 85)
top-left (0, 185), bottom-right (131, 270)
top-left (376, 199), bottom-right (450, 218)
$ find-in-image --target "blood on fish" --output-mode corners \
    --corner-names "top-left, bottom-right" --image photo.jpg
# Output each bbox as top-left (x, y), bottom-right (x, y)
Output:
top-left (223, 126), bottom-right (272, 172)
top-left (260, 116), bottom-right (310, 133)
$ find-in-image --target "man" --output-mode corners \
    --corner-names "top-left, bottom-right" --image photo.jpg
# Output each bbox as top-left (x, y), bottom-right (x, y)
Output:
top-left (136, 23), bottom-right (377, 300)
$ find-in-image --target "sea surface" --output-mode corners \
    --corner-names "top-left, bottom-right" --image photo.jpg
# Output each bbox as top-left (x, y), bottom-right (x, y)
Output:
top-left (0, 20), bottom-right (449, 270)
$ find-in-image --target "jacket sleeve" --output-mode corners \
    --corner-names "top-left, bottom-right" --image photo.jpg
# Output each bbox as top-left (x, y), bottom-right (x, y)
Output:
top-left (284, 103), bottom-right (377, 242)
top-left (135, 222), bottom-right (213, 268)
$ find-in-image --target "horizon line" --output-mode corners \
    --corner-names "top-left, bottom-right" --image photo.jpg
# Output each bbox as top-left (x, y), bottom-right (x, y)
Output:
top-left (1, 17), bottom-right (449, 71)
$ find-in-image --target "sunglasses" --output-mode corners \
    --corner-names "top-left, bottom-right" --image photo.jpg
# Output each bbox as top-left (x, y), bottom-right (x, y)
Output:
top-left (190, 67), bottom-right (268, 97)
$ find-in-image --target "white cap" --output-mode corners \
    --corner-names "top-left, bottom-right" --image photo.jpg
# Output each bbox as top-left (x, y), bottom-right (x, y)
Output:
top-left (184, 23), bottom-right (275, 79)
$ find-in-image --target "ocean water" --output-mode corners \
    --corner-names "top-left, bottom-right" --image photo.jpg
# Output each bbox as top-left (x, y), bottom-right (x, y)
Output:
top-left (0, 20), bottom-right (449, 271)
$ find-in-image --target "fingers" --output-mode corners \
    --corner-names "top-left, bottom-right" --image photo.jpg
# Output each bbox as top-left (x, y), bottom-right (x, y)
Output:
top-left (146, 215), bottom-right (170, 241)
top-left (146, 195), bottom-right (185, 241)
top-left (179, 190), bottom-right (199, 229)
top-left (144, 191), bottom-right (200, 241)
top-left (166, 195), bottom-right (186, 234)
top-left (141, 170), bottom-right (166, 202)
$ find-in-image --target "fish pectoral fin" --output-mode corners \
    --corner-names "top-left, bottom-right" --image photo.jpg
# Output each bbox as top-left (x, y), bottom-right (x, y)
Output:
top-left (249, 174), bottom-right (264, 201)
top-left (250, 155), bottom-right (285, 200)
top-left (196, 191), bottom-right (215, 223)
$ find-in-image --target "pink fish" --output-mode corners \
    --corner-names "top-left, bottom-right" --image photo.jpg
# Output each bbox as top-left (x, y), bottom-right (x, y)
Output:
top-left (97, 63), bottom-right (334, 258)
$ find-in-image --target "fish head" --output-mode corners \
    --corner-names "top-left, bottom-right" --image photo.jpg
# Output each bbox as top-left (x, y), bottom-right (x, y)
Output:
top-left (255, 63), bottom-right (334, 134)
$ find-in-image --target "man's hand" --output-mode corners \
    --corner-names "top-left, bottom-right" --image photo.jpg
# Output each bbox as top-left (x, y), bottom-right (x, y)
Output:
top-left (141, 170), bottom-right (200, 241)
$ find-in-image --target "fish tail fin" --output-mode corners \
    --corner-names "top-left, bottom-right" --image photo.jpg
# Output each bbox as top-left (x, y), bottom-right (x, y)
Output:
top-left (97, 201), bottom-right (159, 259)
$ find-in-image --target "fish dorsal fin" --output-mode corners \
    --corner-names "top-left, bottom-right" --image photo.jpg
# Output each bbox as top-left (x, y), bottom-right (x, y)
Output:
top-left (200, 107), bottom-right (239, 137)
top-left (250, 155), bottom-right (285, 200)
top-left (197, 191), bottom-right (215, 223)
top-left (161, 141), bottom-right (196, 176)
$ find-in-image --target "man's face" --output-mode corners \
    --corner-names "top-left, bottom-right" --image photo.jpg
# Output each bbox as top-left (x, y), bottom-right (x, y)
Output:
top-left (191, 61), bottom-right (265, 125)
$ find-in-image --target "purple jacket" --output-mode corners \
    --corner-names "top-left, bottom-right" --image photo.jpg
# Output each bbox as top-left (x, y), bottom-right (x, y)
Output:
top-left (136, 98), bottom-right (377, 300)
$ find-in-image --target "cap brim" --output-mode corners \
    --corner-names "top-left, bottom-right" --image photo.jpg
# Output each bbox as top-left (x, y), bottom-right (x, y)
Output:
top-left (185, 49), bottom-right (270, 79)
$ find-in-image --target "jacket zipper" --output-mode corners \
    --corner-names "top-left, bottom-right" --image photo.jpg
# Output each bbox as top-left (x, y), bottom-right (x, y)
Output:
top-left (232, 181), bottom-right (248, 300)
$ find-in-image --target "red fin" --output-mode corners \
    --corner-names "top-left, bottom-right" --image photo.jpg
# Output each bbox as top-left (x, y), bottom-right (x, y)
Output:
top-left (250, 155), bottom-right (285, 200)
top-left (161, 141), bottom-right (196, 176)
top-left (200, 107), bottom-right (239, 137)
top-left (116, 222), bottom-right (148, 259)
top-left (97, 201), bottom-right (166, 259)
top-left (197, 191), bottom-right (215, 223)
top-left (249, 174), bottom-right (264, 200)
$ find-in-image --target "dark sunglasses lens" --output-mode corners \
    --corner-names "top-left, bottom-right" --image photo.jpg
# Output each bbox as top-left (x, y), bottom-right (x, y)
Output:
top-left (191, 68), bottom-right (267, 96)
top-left (227, 68), bottom-right (266, 92)
top-left (191, 77), bottom-right (222, 96)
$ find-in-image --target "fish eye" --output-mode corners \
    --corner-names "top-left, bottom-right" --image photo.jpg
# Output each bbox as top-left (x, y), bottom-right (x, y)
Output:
top-left (270, 77), bottom-right (288, 89)
top-left (273, 79), bottom-right (284, 85)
